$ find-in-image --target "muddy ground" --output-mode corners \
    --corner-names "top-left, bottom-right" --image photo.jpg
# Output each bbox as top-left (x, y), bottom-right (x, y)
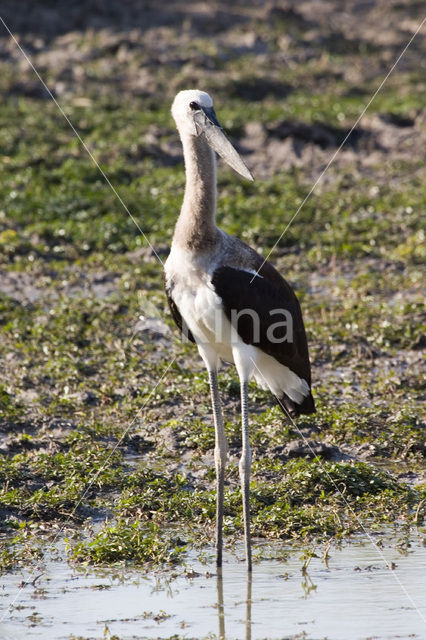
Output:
top-left (0, 0), bottom-right (425, 580)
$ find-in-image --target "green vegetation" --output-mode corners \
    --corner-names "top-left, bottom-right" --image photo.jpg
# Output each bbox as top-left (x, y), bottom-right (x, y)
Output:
top-left (65, 459), bottom-right (424, 566)
top-left (0, 3), bottom-right (425, 572)
top-left (70, 519), bottom-right (185, 566)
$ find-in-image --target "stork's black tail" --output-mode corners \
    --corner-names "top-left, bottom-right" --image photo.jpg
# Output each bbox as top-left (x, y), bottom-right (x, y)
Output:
top-left (276, 391), bottom-right (316, 419)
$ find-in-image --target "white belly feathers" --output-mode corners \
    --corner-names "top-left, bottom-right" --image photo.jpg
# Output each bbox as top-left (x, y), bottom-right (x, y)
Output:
top-left (165, 247), bottom-right (234, 364)
top-left (165, 246), bottom-right (310, 402)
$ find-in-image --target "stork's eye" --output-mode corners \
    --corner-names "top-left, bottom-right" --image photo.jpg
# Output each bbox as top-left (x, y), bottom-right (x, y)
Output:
top-left (189, 101), bottom-right (201, 111)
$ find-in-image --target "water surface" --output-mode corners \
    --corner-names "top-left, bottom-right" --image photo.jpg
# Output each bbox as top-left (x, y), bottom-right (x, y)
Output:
top-left (1, 537), bottom-right (425, 639)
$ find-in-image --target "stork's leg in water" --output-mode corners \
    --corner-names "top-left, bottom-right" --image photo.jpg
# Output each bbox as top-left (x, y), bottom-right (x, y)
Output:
top-left (207, 368), bottom-right (228, 567)
top-left (239, 378), bottom-right (252, 571)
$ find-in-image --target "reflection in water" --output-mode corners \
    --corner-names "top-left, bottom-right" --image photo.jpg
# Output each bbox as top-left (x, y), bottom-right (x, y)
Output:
top-left (301, 570), bottom-right (317, 598)
top-left (2, 539), bottom-right (426, 640)
top-left (217, 570), bottom-right (252, 639)
top-left (217, 569), bottom-right (225, 640)
top-left (246, 572), bottom-right (252, 640)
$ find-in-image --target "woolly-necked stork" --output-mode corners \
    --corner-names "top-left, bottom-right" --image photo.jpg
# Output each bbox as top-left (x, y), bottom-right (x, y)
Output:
top-left (164, 90), bottom-right (315, 571)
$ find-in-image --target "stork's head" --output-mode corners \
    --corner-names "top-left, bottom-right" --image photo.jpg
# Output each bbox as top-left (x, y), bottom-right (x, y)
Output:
top-left (171, 89), bottom-right (253, 181)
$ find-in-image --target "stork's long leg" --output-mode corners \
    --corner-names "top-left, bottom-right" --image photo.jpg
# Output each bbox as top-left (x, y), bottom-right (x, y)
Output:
top-left (239, 378), bottom-right (252, 571)
top-left (207, 368), bottom-right (228, 567)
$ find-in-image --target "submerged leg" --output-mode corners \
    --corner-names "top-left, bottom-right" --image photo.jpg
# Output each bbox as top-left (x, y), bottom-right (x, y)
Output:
top-left (207, 368), bottom-right (228, 568)
top-left (239, 378), bottom-right (252, 571)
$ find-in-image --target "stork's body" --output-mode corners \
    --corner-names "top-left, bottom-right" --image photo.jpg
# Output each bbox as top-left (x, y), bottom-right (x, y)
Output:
top-left (165, 90), bottom-right (315, 571)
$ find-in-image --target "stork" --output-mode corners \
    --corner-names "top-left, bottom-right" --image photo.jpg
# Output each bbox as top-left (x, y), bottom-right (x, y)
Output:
top-left (164, 90), bottom-right (315, 571)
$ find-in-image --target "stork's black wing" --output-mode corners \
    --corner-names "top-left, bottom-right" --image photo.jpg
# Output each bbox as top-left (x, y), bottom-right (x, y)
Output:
top-left (211, 263), bottom-right (315, 417)
top-left (165, 281), bottom-right (196, 344)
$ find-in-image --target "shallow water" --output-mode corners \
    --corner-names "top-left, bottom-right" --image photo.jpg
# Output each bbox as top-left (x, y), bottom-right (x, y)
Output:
top-left (1, 537), bottom-right (426, 640)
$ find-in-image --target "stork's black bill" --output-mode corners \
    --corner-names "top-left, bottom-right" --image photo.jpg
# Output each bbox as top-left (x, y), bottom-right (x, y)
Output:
top-left (193, 106), bottom-right (253, 181)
